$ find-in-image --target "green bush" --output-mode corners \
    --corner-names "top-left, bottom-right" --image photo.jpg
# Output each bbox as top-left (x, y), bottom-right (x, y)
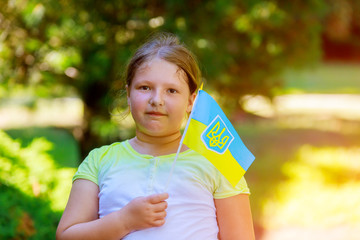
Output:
top-left (0, 130), bottom-right (75, 239)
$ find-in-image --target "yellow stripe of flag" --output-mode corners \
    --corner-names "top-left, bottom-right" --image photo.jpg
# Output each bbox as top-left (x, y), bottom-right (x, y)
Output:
top-left (183, 118), bottom-right (246, 186)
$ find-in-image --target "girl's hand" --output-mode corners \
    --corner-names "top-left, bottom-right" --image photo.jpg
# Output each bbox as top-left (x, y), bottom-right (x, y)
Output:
top-left (121, 192), bottom-right (169, 231)
top-left (57, 180), bottom-right (168, 240)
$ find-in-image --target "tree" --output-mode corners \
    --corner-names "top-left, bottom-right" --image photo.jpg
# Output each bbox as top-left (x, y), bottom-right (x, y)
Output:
top-left (1, 0), bottom-right (349, 157)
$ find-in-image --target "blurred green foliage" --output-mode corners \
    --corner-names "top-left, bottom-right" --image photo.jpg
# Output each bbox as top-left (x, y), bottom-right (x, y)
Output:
top-left (5, 127), bottom-right (80, 168)
top-left (0, 0), bottom-right (330, 99)
top-left (0, 1), bottom-right (359, 238)
top-left (1, 0), bottom-right (359, 155)
top-left (0, 130), bottom-right (75, 239)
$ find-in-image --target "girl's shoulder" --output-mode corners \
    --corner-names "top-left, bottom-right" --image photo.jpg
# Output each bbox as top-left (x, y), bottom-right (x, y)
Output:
top-left (86, 141), bottom-right (128, 161)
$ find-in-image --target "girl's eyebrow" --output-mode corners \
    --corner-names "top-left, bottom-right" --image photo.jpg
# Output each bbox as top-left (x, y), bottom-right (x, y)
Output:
top-left (132, 79), bottom-right (153, 85)
top-left (168, 80), bottom-right (184, 86)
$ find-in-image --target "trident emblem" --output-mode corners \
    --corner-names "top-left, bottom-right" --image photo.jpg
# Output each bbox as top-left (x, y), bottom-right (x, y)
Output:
top-left (201, 115), bottom-right (234, 154)
top-left (206, 121), bottom-right (229, 149)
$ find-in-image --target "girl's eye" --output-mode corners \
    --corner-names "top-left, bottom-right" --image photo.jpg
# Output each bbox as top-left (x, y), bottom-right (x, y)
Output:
top-left (168, 89), bottom-right (177, 94)
top-left (139, 86), bottom-right (150, 90)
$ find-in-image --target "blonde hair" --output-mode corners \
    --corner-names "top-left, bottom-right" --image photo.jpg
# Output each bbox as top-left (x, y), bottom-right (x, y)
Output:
top-left (125, 32), bottom-right (202, 94)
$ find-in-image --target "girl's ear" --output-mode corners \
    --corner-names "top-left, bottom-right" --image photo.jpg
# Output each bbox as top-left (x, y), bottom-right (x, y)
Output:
top-left (186, 92), bottom-right (197, 113)
top-left (126, 85), bottom-right (130, 106)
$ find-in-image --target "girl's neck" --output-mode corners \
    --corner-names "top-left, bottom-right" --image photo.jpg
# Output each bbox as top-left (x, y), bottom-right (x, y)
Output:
top-left (130, 131), bottom-right (187, 156)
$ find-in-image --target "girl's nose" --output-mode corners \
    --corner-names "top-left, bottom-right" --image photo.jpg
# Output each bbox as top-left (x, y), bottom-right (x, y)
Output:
top-left (149, 90), bottom-right (164, 106)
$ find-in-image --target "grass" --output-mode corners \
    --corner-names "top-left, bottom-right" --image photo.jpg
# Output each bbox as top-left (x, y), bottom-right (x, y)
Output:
top-left (279, 63), bottom-right (360, 94)
top-left (2, 62), bottom-right (360, 239)
top-left (4, 120), bottom-right (360, 239)
top-left (236, 118), bottom-right (360, 239)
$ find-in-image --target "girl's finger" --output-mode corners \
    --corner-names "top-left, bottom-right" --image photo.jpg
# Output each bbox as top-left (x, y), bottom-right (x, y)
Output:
top-left (155, 211), bottom-right (167, 220)
top-left (152, 218), bottom-right (166, 227)
top-left (153, 201), bottom-right (168, 212)
top-left (148, 193), bottom-right (169, 204)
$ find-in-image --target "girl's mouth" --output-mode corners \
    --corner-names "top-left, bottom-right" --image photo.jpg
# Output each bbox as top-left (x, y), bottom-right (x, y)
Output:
top-left (147, 111), bottom-right (166, 116)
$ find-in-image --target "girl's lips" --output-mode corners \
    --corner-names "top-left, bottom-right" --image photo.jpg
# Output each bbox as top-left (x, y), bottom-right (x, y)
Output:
top-left (146, 111), bottom-right (166, 116)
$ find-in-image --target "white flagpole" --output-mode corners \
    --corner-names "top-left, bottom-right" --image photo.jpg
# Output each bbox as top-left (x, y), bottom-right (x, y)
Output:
top-left (164, 89), bottom-right (201, 192)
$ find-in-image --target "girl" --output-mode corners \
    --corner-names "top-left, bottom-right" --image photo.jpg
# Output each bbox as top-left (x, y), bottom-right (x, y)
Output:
top-left (56, 32), bottom-right (255, 240)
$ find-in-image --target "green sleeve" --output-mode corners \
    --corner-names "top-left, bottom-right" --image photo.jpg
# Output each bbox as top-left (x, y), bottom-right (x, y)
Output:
top-left (72, 148), bottom-right (100, 185)
top-left (213, 175), bottom-right (250, 199)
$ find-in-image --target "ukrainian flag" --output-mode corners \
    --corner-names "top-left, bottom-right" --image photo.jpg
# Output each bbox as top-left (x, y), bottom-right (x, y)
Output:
top-left (182, 90), bottom-right (255, 187)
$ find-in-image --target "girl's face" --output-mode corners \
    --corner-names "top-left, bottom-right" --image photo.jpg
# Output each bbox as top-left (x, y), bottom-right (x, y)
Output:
top-left (127, 58), bottom-right (196, 138)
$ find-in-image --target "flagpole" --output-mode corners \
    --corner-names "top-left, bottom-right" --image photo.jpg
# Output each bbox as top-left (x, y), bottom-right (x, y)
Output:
top-left (164, 89), bottom-right (201, 192)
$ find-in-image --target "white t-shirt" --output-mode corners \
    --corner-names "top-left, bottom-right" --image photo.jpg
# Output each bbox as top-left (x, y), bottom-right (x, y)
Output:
top-left (73, 140), bottom-right (250, 240)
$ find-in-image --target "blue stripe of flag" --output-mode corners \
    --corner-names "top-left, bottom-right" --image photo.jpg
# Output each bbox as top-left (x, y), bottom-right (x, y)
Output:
top-left (190, 90), bottom-right (255, 170)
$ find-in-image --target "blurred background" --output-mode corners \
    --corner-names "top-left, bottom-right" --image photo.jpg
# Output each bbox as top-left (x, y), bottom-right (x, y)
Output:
top-left (1, 0), bottom-right (360, 239)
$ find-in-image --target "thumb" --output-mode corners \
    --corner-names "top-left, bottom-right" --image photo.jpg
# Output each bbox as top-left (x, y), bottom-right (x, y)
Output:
top-left (147, 193), bottom-right (169, 204)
